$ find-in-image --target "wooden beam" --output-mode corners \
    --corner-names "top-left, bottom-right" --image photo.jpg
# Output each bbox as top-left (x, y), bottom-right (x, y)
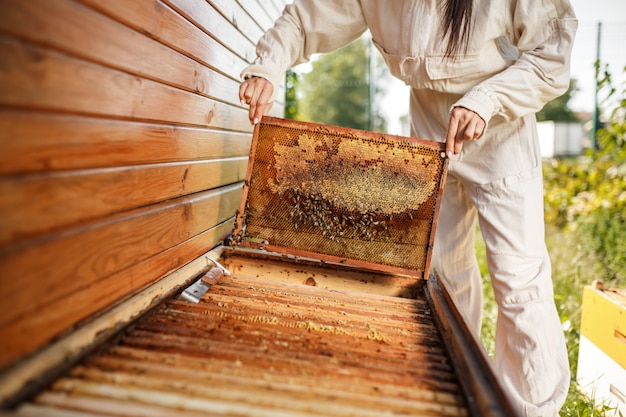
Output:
top-left (0, 111), bottom-right (252, 175)
top-left (164, 0), bottom-right (255, 62)
top-left (0, 158), bottom-right (247, 245)
top-left (0, 37), bottom-right (249, 129)
top-left (0, 245), bottom-right (226, 408)
top-left (0, 0), bottom-right (244, 106)
top-left (0, 186), bottom-right (241, 370)
top-left (425, 275), bottom-right (522, 417)
top-left (78, 0), bottom-right (250, 79)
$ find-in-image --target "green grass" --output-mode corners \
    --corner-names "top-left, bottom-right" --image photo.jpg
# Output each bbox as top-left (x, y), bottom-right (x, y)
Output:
top-left (475, 224), bottom-right (623, 416)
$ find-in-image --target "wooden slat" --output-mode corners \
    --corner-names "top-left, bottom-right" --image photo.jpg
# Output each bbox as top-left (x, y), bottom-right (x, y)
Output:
top-left (77, 0), bottom-right (250, 81)
top-left (0, 185), bottom-right (240, 323)
top-left (240, 0), bottom-right (275, 32)
top-left (0, 111), bottom-right (252, 175)
top-left (257, 1), bottom-right (280, 27)
top-left (41, 380), bottom-right (324, 417)
top-left (92, 347), bottom-right (458, 403)
top-left (222, 252), bottom-right (423, 298)
top-left (208, 0), bottom-right (266, 44)
top-left (76, 0), bottom-right (286, 108)
top-left (273, 0), bottom-right (287, 14)
top-left (0, 0), bottom-right (243, 107)
top-left (139, 305), bottom-right (447, 357)
top-left (23, 271), bottom-right (469, 417)
top-left (264, 0), bottom-right (283, 18)
top-left (0, 246), bottom-right (224, 407)
top-left (7, 403), bottom-right (100, 417)
top-left (0, 158), bottom-right (247, 245)
top-left (164, 0), bottom-right (255, 62)
top-left (0, 186), bottom-right (240, 371)
top-left (0, 222), bottom-right (232, 369)
top-left (425, 276), bottom-right (521, 417)
top-left (0, 221), bottom-right (232, 374)
top-left (59, 364), bottom-right (462, 416)
top-left (34, 393), bottom-right (212, 416)
top-left (0, 37), bottom-right (249, 129)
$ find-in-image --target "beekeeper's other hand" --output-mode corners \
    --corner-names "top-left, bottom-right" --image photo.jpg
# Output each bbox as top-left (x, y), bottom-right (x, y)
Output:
top-left (445, 106), bottom-right (486, 158)
top-left (239, 76), bottom-right (274, 125)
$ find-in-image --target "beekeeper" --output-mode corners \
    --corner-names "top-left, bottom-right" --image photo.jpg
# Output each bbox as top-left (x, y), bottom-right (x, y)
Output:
top-left (238, 1), bottom-right (577, 415)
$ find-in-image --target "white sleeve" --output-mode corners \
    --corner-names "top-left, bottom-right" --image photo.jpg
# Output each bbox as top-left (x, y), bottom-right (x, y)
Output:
top-left (241, 0), bottom-right (368, 102)
top-left (454, 0), bottom-right (578, 124)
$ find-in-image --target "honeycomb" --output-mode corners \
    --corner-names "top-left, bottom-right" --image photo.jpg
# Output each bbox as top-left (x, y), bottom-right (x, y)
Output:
top-left (232, 117), bottom-right (448, 278)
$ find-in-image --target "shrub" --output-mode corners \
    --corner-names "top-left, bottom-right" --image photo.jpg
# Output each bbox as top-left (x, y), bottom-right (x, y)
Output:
top-left (543, 65), bottom-right (626, 285)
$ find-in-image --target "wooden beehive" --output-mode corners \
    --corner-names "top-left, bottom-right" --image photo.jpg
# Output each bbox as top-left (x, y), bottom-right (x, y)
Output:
top-left (0, 118), bottom-right (520, 417)
top-left (577, 285), bottom-right (626, 414)
top-left (1, 248), bottom-right (519, 417)
top-left (1, 259), bottom-right (460, 416)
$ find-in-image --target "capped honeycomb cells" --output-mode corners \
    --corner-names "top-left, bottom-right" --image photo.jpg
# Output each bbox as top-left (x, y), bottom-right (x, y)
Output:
top-left (240, 121), bottom-right (447, 274)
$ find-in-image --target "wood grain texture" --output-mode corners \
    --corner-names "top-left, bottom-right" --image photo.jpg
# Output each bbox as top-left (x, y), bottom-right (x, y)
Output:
top-left (0, 0), bottom-right (289, 377)
top-left (0, 111), bottom-right (253, 174)
top-left (241, 0), bottom-right (276, 32)
top-left (164, 0), bottom-right (254, 62)
top-left (0, 184), bottom-right (242, 326)
top-left (0, 223), bottom-right (232, 374)
top-left (78, 0), bottom-right (249, 80)
top-left (0, 185), bottom-right (240, 370)
top-left (0, 246), bottom-right (224, 407)
top-left (0, 0), bottom-right (244, 107)
top-left (12, 270), bottom-right (470, 416)
top-left (0, 158), bottom-right (247, 245)
top-left (208, 0), bottom-right (266, 44)
top-left (264, 0), bottom-right (283, 18)
top-left (0, 37), bottom-right (248, 129)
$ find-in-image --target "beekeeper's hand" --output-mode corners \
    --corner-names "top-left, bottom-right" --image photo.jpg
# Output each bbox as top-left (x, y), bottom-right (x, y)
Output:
top-left (239, 76), bottom-right (274, 125)
top-left (445, 106), bottom-right (486, 158)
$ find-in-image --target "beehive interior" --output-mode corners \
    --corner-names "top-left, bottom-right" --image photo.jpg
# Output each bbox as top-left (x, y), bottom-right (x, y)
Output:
top-left (16, 256), bottom-right (469, 417)
top-left (233, 118), bottom-right (447, 276)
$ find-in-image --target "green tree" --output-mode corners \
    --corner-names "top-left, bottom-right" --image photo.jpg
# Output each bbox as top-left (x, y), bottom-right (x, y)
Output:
top-left (284, 69), bottom-right (299, 120)
top-left (543, 64), bottom-right (626, 284)
top-left (297, 36), bottom-right (387, 132)
top-left (595, 63), bottom-right (626, 156)
top-left (536, 79), bottom-right (580, 122)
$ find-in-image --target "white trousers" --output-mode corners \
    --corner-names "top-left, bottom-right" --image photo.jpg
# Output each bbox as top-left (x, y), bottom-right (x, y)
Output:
top-left (409, 87), bottom-right (570, 416)
top-left (431, 169), bottom-right (570, 417)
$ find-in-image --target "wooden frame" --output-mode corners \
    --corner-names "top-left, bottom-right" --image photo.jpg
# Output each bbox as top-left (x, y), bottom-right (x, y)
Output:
top-left (232, 116), bottom-right (449, 279)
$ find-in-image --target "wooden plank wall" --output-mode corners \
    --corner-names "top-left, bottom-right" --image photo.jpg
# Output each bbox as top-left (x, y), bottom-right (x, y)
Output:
top-left (0, 0), bottom-right (288, 373)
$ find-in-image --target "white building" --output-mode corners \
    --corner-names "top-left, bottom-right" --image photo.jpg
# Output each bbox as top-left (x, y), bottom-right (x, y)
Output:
top-left (537, 121), bottom-right (587, 158)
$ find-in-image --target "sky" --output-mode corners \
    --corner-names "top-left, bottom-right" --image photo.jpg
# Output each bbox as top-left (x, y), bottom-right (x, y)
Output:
top-left (379, 0), bottom-right (626, 133)
top-left (568, 0), bottom-right (626, 112)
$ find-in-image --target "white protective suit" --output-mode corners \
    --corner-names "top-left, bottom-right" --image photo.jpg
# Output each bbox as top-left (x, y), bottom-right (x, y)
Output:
top-left (241, 1), bottom-right (577, 415)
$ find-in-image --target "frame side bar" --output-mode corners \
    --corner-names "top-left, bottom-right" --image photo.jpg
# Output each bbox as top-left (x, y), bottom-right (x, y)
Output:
top-left (424, 275), bottom-right (522, 417)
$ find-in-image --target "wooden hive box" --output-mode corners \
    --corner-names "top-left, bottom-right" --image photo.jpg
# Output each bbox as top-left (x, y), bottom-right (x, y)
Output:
top-left (577, 284), bottom-right (626, 415)
top-left (1, 117), bottom-right (520, 417)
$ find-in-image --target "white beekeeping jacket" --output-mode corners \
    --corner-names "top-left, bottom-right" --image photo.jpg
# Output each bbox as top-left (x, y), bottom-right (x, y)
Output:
top-left (242, 0), bottom-right (577, 181)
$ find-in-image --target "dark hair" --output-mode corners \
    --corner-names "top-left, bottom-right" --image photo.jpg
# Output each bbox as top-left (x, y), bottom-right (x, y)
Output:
top-left (441, 0), bottom-right (474, 57)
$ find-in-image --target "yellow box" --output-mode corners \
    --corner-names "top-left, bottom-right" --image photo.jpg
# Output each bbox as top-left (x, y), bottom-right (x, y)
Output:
top-left (579, 285), bottom-right (626, 369)
top-left (577, 285), bottom-right (626, 414)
